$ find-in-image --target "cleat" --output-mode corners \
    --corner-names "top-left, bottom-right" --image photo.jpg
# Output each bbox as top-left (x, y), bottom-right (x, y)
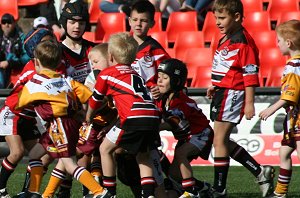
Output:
top-left (25, 192), bottom-right (41, 198)
top-left (179, 191), bottom-right (199, 198)
top-left (197, 181), bottom-right (211, 196)
top-left (94, 189), bottom-right (116, 198)
top-left (12, 192), bottom-right (26, 198)
top-left (0, 188), bottom-right (11, 198)
top-left (209, 188), bottom-right (227, 198)
top-left (55, 188), bottom-right (71, 198)
top-left (256, 166), bottom-right (275, 197)
top-left (267, 192), bottom-right (286, 198)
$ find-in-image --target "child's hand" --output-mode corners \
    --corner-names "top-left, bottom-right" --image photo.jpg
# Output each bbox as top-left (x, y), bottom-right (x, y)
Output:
top-left (150, 85), bottom-right (161, 100)
top-left (259, 108), bottom-right (274, 121)
top-left (206, 86), bottom-right (215, 99)
top-left (244, 103), bottom-right (255, 120)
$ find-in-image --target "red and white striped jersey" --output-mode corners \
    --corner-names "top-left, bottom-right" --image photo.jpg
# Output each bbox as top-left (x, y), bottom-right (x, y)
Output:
top-left (16, 69), bottom-right (92, 121)
top-left (89, 64), bottom-right (160, 126)
top-left (131, 36), bottom-right (170, 88)
top-left (60, 39), bottom-right (95, 84)
top-left (212, 28), bottom-right (260, 90)
top-left (156, 91), bottom-right (211, 135)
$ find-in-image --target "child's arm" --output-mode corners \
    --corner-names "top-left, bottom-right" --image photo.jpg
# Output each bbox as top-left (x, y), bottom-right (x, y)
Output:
top-left (259, 99), bottom-right (287, 121)
top-left (244, 86), bottom-right (255, 120)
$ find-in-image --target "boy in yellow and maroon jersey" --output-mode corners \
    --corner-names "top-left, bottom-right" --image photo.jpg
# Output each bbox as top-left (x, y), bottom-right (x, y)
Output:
top-left (16, 41), bottom-right (104, 198)
top-left (259, 19), bottom-right (300, 198)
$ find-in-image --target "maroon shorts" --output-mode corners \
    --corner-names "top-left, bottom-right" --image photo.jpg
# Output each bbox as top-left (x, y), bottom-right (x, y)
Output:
top-left (40, 117), bottom-right (80, 158)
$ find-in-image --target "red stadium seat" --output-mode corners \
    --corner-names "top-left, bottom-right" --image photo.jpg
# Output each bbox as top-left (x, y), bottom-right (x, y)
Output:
top-left (149, 31), bottom-right (168, 49)
top-left (243, 11), bottom-right (272, 32)
top-left (95, 12), bottom-right (126, 41)
top-left (202, 12), bottom-right (219, 43)
top-left (276, 11), bottom-right (300, 26)
top-left (89, 0), bottom-right (103, 24)
top-left (267, 0), bottom-right (299, 21)
top-left (265, 66), bottom-right (284, 87)
top-left (190, 66), bottom-right (212, 88)
top-left (241, 0), bottom-right (264, 13)
top-left (148, 12), bottom-right (162, 34)
top-left (250, 30), bottom-right (277, 49)
top-left (166, 11), bottom-right (198, 43)
top-left (259, 47), bottom-right (286, 86)
top-left (0, 0), bottom-right (18, 20)
top-left (183, 48), bottom-right (213, 79)
top-left (18, 0), bottom-right (48, 6)
top-left (173, 31), bottom-right (205, 61)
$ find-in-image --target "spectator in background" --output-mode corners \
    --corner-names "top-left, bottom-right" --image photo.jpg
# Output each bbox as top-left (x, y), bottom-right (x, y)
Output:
top-left (99, 0), bottom-right (134, 17)
top-left (148, 0), bottom-right (181, 30)
top-left (33, 16), bottom-right (50, 29)
top-left (0, 13), bottom-right (30, 88)
top-left (180, 0), bottom-right (212, 12)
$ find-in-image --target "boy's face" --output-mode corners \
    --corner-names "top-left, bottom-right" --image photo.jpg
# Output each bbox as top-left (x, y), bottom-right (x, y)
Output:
top-left (129, 10), bottom-right (154, 38)
top-left (88, 51), bottom-right (109, 70)
top-left (276, 34), bottom-right (289, 56)
top-left (66, 19), bottom-right (86, 39)
top-left (157, 72), bottom-right (171, 94)
top-left (214, 10), bottom-right (241, 35)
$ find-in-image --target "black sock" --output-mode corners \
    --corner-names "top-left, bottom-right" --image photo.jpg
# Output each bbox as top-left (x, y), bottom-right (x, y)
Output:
top-left (0, 158), bottom-right (16, 189)
top-left (213, 157), bottom-right (229, 192)
top-left (103, 176), bottom-right (116, 194)
top-left (230, 144), bottom-right (261, 177)
top-left (21, 167), bottom-right (31, 192)
top-left (141, 177), bottom-right (155, 197)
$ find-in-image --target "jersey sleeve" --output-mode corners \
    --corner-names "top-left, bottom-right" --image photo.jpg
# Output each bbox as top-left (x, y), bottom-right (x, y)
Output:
top-left (89, 72), bottom-right (108, 109)
top-left (280, 73), bottom-right (300, 104)
top-left (70, 79), bottom-right (93, 104)
top-left (239, 45), bottom-right (260, 87)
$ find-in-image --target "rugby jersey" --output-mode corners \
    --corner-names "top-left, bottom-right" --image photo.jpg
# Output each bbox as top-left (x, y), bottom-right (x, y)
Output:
top-left (212, 28), bottom-right (260, 90)
top-left (156, 91), bottom-right (211, 135)
top-left (60, 39), bottom-right (95, 84)
top-left (131, 36), bottom-right (170, 88)
top-left (281, 55), bottom-right (300, 105)
top-left (89, 64), bottom-right (160, 126)
top-left (16, 69), bottom-right (92, 121)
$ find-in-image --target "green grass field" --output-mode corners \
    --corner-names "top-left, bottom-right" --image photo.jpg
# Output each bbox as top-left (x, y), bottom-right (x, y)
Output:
top-left (6, 164), bottom-right (300, 198)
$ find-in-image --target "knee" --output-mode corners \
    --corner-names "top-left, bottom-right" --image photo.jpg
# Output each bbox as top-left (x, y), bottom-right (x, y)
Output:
top-left (9, 147), bottom-right (25, 162)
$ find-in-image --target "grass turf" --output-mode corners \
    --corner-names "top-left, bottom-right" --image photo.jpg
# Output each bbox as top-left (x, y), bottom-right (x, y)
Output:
top-left (6, 164), bottom-right (300, 198)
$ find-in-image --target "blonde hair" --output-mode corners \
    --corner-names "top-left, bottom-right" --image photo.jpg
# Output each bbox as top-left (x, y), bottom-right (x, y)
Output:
top-left (212, 0), bottom-right (244, 18)
top-left (108, 32), bottom-right (138, 65)
top-left (276, 19), bottom-right (300, 50)
top-left (90, 43), bottom-right (108, 58)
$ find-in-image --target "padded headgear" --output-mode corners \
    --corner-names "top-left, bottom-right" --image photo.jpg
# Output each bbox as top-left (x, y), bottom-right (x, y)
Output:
top-left (59, 1), bottom-right (89, 32)
top-left (24, 28), bottom-right (54, 58)
top-left (158, 58), bottom-right (188, 91)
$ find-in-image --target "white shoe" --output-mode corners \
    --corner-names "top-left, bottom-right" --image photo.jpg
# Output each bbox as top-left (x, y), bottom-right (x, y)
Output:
top-left (0, 188), bottom-right (10, 198)
top-left (256, 166), bottom-right (275, 197)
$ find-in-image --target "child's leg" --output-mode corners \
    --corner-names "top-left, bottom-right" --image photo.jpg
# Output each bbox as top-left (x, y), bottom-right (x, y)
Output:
top-left (212, 121), bottom-right (233, 193)
top-left (59, 157), bottom-right (104, 196)
top-left (100, 137), bottom-right (118, 195)
top-left (27, 143), bottom-right (47, 194)
top-left (136, 151), bottom-right (156, 198)
top-left (273, 145), bottom-right (294, 196)
top-left (0, 135), bottom-right (25, 193)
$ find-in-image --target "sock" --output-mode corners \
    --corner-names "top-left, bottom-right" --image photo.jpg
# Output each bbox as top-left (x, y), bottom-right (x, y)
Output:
top-left (21, 165), bottom-right (31, 192)
top-left (230, 145), bottom-right (261, 177)
top-left (275, 168), bottom-right (292, 195)
top-left (0, 158), bottom-right (17, 189)
top-left (73, 167), bottom-right (103, 195)
top-left (213, 157), bottom-right (230, 193)
top-left (28, 159), bottom-right (43, 193)
top-left (42, 168), bottom-right (66, 197)
top-left (182, 177), bottom-right (195, 193)
top-left (194, 178), bottom-right (205, 189)
top-left (141, 177), bottom-right (156, 197)
top-left (90, 161), bottom-right (102, 182)
top-left (102, 176), bottom-right (117, 194)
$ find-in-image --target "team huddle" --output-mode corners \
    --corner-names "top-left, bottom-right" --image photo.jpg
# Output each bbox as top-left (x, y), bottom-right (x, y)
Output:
top-left (0, 0), bottom-right (300, 198)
